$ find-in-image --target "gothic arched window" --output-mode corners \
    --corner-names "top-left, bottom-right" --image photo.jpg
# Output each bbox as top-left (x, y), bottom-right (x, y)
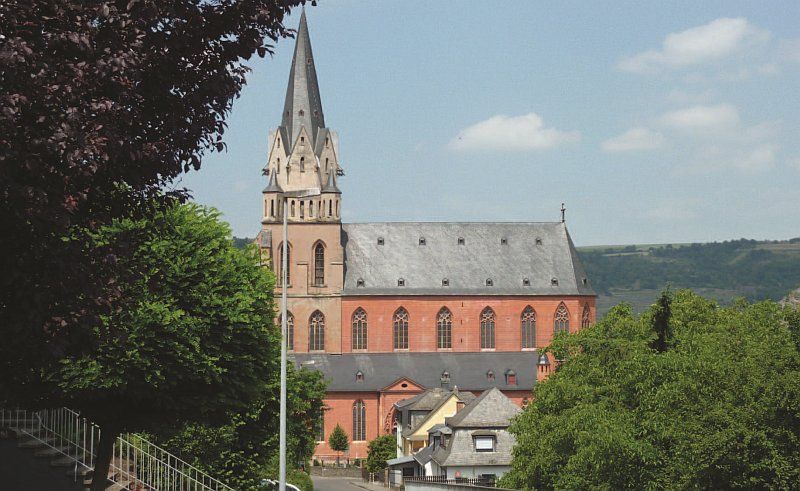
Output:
top-left (582, 304), bottom-right (591, 328)
top-left (314, 242), bottom-right (325, 286)
top-left (309, 310), bottom-right (325, 351)
top-left (521, 306), bottom-right (536, 349)
top-left (393, 308), bottom-right (409, 350)
top-left (480, 307), bottom-right (496, 349)
top-left (554, 303), bottom-right (570, 334)
top-left (352, 400), bottom-right (366, 441)
top-left (279, 311), bottom-right (295, 351)
top-left (300, 156), bottom-right (305, 171)
top-left (437, 308), bottom-right (452, 349)
top-left (278, 243), bottom-right (291, 286)
top-left (352, 308), bottom-right (367, 350)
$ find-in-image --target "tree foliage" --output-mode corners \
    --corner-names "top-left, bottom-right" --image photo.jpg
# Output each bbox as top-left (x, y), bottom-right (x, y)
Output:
top-left (0, 0), bottom-right (305, 402)
top-left (329, 424), bottom-right (349, 457)
top-left (365, 434), bottom-right (396, 474)
top-left (501, 290), bottom-right (800, 490)
top-left (159, 364), bottom-right (326, 491)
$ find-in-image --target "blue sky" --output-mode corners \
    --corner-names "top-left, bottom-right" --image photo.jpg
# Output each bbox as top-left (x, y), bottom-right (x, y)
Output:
top-left (181, 1), bottom-right (800, 246)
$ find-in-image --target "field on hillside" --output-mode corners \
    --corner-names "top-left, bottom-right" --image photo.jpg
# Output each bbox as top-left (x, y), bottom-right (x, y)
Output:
top-left (578, 239), bottom-right (800, 316)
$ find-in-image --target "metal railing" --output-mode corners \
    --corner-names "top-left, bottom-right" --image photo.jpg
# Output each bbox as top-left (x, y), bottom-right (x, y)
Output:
top-left (1, 408), bottom-right (234, 490)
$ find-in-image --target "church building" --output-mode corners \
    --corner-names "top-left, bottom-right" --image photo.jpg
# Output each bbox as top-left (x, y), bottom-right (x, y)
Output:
top-left (256, 12), bottom-right (596, 461)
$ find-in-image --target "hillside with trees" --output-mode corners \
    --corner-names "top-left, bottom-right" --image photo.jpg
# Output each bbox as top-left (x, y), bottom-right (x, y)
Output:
top-left (577, 238), bottom-right (800, 315)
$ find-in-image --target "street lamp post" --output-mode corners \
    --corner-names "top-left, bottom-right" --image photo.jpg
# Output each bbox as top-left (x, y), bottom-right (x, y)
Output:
top-left (279, 188), bottom-right (320, 491)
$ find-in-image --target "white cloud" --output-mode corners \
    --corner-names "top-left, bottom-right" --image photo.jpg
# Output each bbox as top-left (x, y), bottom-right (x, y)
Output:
top-left (602, 127), bottom-right (665, 152)
top-left (734, 144), bottom-right (777, 172)
top-left (660, 104), bottom-right (740, 131)
top-left (618, 17), bottom-right (770, 73)
top-left (449, 113), bottom-right (580, 151)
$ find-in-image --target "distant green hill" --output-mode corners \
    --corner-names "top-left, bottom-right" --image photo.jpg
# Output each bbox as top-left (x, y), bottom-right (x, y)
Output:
top-left (577, 238), bottom-right (800, 315)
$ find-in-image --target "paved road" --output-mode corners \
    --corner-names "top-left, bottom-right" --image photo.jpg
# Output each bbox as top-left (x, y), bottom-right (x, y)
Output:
top-left (312, 476), bottom-right (362, 491)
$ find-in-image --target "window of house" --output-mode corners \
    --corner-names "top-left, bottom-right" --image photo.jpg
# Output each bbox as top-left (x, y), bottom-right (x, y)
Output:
top-left (551, 277), bottom-right (559, 286)
top-left (474, 436), bottom-right (495, 452)
top-left (393, 308), bottom-right (409, 350)
top-left (440, 371), bottom-right (450, 384)
top-left (356, 278), bottom-right (365, 288)
top-left (521, 306), bottom-right (536, 349)
top-left (480, 307), bottom-right (495, 349)
top-left (279, 312), bottom-right (294, 351)
top-left (309, 310), bottom-right (325, 351)
top-left (352, 308), bottom-right (367, 350)
top-left (554, 303), bottom-right (570, 334)
top-left (581, 304), bottom-right (591, 328)
top-left (437, 308), bottom-right (452, 349)
top-left (522, 277), bottom-right (530, 286)
top-left (314, 242), bottom-right (325, 286)
top-left (441, 278), bottom-right (449, 287)
top-left (352, 400), bottom-right (366, 441)
top-left (486, 370), bottom-right (495, 381)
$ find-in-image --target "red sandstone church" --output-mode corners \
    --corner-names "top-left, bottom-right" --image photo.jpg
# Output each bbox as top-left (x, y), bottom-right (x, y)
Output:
top-left (256, 12), bottom-right (596, 461)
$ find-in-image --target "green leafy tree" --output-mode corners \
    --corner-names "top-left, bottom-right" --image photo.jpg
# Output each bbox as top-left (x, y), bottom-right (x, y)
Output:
top-left (501, 290), bottom-right (800, 490)
top-left (52, 203), bottom-right (277, 490)
top-left (160, 365), bottom-right (326, 490)
top-left (328, 424), bottom-right (349, 466)
top-left (365, 434), bottom-right (396, 474)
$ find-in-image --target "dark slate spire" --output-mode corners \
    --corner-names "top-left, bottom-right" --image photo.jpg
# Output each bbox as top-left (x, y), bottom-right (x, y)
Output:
top-left (321, 168), bottom-right (341, 194)
top-left (262, 169), bottom-right (282, 193)
top-left (281, 10), bottom-right (325, 148)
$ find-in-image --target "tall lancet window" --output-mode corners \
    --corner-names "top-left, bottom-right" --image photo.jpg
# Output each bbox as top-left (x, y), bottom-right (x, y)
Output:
top-left (581, 304), bottom-right (591, 328)
top-left (300, 156), bottom-right (305, 171)
top-left (352, 400), bottom-right (366, 441)
top-left (314, 243), bottom-right (325, 286)
top-left (352, 308), bottom-right (367, 350)
top-left (393, 308), bottom-right (409, 350)
top-left (521, 306), bottom-right (536, 349)
top-left (279, 312), bottom-right (294, 351)
top-left (437, 308), bottom-right (452, 349)
top-left (278, 243), bottom-right (290, 286)
top-left (309, 310), bottom-right (325, 351)
top-left (480, 307), bottom-right (496, 349)
top-left (554, 303), bottom-right (570, 334)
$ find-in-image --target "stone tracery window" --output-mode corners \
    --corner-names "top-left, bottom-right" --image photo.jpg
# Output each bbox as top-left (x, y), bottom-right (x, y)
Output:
top-left (521, 306), bottom-right (536, 349)
top-left (582, 304), bottom-right (591, 328)
top-left (352, 308), bottom-right (368, 350)
top-left (554, 303), bottom-right (570, 334)
top-left (437, 307), bottom-right (452, 349)
top-left (393, 308), bottom-right (409, 350)
top-left (352, 400), bottom-right (366, 441)
top-left (278, 311), bottom-right (294, 351)
top-left (314, 242), bottom-right (325, 286)
top-left (480, 307), bottom-right (495, 349)
top-left (309, 310), bottom-right (325, 351)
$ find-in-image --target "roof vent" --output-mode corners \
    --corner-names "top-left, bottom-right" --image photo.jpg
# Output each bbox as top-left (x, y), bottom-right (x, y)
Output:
top-left (442, 278), bottom-right (450, 287)
top-left (397, 278), bottom-right (406, 287)
top-left (500, 237), bottom-right (508, 245)
top-left (551, 278), bottom-right (559, 286)
top-left (535, 238), bottom-right (543, 246)
top-left (582, 278), bottom-right (588, 285)
top-left (356, 278), bottom-right (365, 288)
top-left (457, 237), bottom-right (465, 245)
top-left (419, 237), bottom-right (426, 246)
top-left (440, 371), bottom-right (450, 383)
top-left (486, 370), bottom-right (495, 381)
top-left (522, 278), bottom-right (531, 286)
top-left (377, 237), bottom-right (384, 246)
top-left (485, 278), bottom-right (493, 287)
top-left (356, 370), bottom-right (364, 382)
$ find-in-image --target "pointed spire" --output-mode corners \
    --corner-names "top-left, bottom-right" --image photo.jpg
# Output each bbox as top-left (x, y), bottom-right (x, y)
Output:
top-left (262, 169), bottom-right (283, 193)
top-left (281, 10), bottom-right (325, 148)
top-left (322, 168), bottom-right (341, 194)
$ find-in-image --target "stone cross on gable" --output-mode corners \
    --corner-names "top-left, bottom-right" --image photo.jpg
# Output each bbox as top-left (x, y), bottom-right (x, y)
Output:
top-left (561, 203), bottom-right (566, 223)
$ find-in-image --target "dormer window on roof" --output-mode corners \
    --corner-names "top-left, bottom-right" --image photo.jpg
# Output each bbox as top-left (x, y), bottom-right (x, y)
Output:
top-left (582, 278), bottom-right (588, 285)
top-left (442, 278), bottom-right (449, 287)
top-left (485, 278), bottom-right (493, 287)
top-left (397, 278), bottom-right (405, 287)
top-left (486, 370), bottom-right (495, 381)
top-left (535, 238), bottom-right (543, 245)
top-left (551, 278), bottom-right (559, 286)
top-left (457, 237), bottom-right (465, 245)
top-left (505, 369), bottom-right (517, 386)
top-left (356, 370), bottom-right (364, 382)
top-left (500, 237), bottom-right (508, 245)
top-left (440, 371), bottom-right (450, 383)
top-left (419, 237), bottom-right (426, 246)
top-left (377, 237), bottom-right (384, 245)
top-left (538, 353), bottom-right (550, 366)
top-left (356, 278), bottom-right (365, 287)
top-left (523, 278), bottom-right (531, 286)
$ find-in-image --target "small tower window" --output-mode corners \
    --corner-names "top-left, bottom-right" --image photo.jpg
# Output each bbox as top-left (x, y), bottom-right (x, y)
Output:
top-left (442, 278), bottom-right (449, 287)
top-left (299, 200), bottom-right (305, 219)
top-left (325, 136), bottom-right (330, 147)
top-left (457, 237), bottom-right (465, 245)
top-left (551, 278), bottom-right (559, 286)
top-left (500, 237), bottom-right (508, 245)
top-left (397, 278), bottom-right (405, 287)
top-left (523, 278), bottom-right (530, 286)
top-left (377, 237), bottom-right (384, 246)
top-left (356, 278), bottom-right (365, 288)
top-left (299, 110), bottom-right (304, 117)
top-left (300, 157), bottom-right (305, 171)
top-left (419, 237), bottom-right (426, 246)
top-left (307, 57), bottom-right (313, 65)
top-left (485, 278), bottom-right (493, 287)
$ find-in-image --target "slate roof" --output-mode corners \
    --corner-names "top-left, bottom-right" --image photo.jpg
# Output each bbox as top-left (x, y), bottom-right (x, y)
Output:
top-left (291, 352), bottom-right (539, 392)
top-left (395, 388), bottom-right (451, 411)
top-left (445, 388), bottom-right (520, 428)
top-left (340, 222), bottom-right (594, 296)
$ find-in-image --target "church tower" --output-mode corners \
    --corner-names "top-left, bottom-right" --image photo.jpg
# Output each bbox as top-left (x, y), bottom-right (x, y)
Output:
top-left (260, 10), bottom-right (344, 353)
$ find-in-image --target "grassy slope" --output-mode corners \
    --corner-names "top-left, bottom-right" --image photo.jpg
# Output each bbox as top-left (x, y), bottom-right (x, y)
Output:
top-left (578, 239), bottom-right (800, 316)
